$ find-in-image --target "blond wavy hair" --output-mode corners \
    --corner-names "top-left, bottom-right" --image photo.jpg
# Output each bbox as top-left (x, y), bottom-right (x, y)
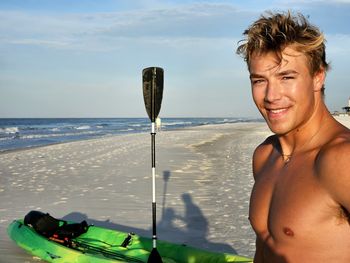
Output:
top-left (236, 11), bottom-right (329, 76)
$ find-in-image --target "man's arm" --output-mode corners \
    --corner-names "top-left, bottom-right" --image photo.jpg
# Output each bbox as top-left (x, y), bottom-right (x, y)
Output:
top-left (252, 135), bottom-right (275, 178)
top-left (251, 137), bottom-right (275, 263)
top-left (317, 138), bottom-right (350, 213)
top-left (254, 236), bottom-right (264, 263)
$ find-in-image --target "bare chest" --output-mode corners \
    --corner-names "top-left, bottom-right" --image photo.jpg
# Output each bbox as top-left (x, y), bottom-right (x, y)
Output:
top-left (250, 157), bottom-right (349, 246)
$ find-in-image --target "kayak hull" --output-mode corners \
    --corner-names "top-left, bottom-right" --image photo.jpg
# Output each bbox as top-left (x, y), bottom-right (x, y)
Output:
top-left (8, 219), bottom-right (253, 263)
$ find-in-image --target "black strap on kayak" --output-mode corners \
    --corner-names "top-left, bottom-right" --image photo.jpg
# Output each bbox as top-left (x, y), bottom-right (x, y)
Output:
top-left (47, 230), bottom-right (142, 263)
top-left (70, 238), bottom-right (144, 263)
top-left (120, 232), bottom-right (133, 247)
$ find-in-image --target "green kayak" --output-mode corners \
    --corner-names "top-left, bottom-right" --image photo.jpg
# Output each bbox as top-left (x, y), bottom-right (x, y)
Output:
top-left (8, 219), bottom-right (252, 263)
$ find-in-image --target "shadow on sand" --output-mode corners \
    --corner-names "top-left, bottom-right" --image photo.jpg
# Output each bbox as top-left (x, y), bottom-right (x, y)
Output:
top-left (62, 170), bottom-right (238, 257)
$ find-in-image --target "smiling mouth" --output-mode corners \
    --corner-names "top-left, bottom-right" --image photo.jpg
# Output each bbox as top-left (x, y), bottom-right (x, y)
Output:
top-left (269, 108), bottom-right (288, 114)
top-left (266, 107), bottom-right (289, 118)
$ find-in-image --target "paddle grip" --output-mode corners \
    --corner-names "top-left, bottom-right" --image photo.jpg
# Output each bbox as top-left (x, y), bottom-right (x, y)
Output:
top-left (152, 202), bottom-right (157, 242)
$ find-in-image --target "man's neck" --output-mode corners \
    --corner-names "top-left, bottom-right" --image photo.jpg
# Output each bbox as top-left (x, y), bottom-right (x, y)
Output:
top-left (277, 101), bottom-right (330, 161)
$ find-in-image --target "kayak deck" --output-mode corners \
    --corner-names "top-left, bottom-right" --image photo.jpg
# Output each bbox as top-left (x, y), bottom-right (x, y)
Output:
top-left (8, 219), bottom-right (253, 263)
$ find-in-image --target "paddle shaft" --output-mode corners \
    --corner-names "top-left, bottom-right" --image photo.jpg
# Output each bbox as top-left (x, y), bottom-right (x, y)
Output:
top-left (150, 68), bottom-right (158, 249)
top-left (151, 123), bottom-right (157, 249)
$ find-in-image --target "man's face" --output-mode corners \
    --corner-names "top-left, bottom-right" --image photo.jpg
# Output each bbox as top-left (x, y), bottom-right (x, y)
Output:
top-left (249, 47), bottom-right (324, 135)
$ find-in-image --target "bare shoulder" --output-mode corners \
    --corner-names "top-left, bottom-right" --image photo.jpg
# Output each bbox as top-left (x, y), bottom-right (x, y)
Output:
top-left (252, 135), bottom-right (276, 179)
top-left (316, 126), bottom-right (350, 208)
top-left (316, 126), bottom-right (350, 176)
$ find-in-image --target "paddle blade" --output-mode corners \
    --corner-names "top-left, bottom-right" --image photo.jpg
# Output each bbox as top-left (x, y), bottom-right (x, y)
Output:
top-left (147, 248), bottom-right (163, 263)
top-left (143, 67), bottom-right (164, 122)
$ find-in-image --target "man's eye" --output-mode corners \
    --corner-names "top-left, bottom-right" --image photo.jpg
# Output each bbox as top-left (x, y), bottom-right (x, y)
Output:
top-left (282, 76), bottom-right (294, 80)
top-left (252, 79), bottom-right (265, 85)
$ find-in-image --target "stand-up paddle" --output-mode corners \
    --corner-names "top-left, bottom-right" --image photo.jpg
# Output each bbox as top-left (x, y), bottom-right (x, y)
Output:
top-left (142, 67), bottom-right (164, 263)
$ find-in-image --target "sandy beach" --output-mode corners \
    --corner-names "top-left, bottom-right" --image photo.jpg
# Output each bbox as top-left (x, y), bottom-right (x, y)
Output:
top-left (1, 116), bottom-right (349, 263)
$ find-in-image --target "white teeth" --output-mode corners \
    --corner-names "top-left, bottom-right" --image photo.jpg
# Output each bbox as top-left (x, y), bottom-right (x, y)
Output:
top-left (270, 109), bottom-right (286, 113)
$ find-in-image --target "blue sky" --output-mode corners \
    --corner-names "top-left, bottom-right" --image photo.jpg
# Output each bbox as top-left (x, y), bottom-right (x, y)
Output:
top-left (1, 0), bottom-right (349, 118)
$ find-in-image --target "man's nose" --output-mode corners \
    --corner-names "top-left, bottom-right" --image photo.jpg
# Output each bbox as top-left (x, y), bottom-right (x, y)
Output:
top-left (264, 80), bottom-right (282, 102)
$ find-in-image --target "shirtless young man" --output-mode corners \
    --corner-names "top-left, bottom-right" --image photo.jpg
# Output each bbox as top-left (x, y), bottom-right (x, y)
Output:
top-left (236, 12), bottom-right (350, 262)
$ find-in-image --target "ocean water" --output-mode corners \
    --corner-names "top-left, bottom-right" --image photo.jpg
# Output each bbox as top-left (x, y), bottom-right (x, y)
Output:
top-left (0, 118), bottom-right (261, 152)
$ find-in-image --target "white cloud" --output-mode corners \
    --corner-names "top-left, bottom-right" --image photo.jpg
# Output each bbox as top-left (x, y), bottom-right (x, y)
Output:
top-left (0, 4), bottom-right (252, 52)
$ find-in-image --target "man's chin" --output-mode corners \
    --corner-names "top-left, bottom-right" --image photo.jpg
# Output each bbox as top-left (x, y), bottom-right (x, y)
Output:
top-left (265, 120), bottom-right (290, 135)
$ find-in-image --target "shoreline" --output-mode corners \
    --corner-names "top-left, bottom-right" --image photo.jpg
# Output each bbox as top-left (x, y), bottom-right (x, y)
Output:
top-left (1, 114), bottom-right (347, 156)
top-left (0, 118), bottom-right (265, 154)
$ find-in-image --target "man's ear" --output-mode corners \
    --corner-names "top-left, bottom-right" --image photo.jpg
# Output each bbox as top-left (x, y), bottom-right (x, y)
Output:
top-left (313, 69), bottom-right (326, 92)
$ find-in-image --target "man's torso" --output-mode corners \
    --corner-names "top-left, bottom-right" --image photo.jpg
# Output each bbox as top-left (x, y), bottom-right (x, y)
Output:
top-left (250, 129), bottom-right (350, 262)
